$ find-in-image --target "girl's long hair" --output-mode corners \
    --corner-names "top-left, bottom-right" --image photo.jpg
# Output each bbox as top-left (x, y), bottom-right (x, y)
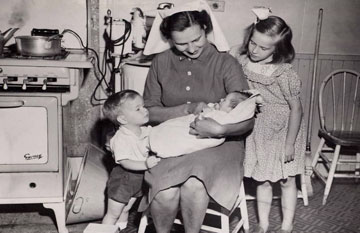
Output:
top-left (240, 16), bottom-right (295, 64)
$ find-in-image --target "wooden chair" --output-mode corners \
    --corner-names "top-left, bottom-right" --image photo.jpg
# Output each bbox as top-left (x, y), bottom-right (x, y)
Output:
top-left (137, 181), bottom-right (249, 233)
top-left (311, 69), bottom-right (360, 205)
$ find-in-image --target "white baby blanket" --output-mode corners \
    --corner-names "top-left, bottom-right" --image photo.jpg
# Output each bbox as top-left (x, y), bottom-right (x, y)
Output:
top-left (149, 91), bottom-right (260, 158)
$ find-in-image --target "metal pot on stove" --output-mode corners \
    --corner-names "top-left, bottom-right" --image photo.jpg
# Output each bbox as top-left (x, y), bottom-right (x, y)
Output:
top-left (15, 35), bottom-right (62, 56)
top-left (15, 29), bottom-right (63, 56)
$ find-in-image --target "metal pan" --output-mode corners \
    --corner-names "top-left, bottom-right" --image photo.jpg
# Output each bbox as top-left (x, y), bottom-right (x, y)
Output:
top-left (15, 35), bottom-right (62, 56)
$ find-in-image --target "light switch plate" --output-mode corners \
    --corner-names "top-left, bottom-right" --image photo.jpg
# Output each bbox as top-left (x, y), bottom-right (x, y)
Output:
top-left (207, 0), bottom-right (225, 12)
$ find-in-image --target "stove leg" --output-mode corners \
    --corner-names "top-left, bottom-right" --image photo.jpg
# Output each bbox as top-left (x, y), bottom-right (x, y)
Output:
top-left (43, 202), bottom-right (69, 233)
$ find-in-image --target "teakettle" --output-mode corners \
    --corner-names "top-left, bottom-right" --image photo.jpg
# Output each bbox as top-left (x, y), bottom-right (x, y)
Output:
top-left (0, 28), bottom-right (19, 55)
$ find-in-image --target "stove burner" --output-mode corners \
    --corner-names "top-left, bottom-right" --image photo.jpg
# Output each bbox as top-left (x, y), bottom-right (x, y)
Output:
top-left (15, 50), bottom-right (69, 60)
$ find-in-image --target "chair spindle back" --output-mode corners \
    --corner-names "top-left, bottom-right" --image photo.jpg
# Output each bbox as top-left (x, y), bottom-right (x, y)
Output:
top-left (319, 69), bottom-right (360, 133)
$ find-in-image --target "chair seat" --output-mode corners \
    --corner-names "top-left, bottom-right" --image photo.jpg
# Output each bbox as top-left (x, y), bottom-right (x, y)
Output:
top-left (319, 128), bottom-right (360, 147)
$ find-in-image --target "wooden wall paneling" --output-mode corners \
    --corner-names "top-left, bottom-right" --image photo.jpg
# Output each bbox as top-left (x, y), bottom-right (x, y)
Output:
top-left (318, 59), bottom-right (334, 134)
top-left (331, 60), bottom-right (346, 70)
top-left (294, 57), bottom-right (312, 136)
top-left (355, 61), bottom-right (360, 73)
top-left (343, 60), bottom-right (355, 69)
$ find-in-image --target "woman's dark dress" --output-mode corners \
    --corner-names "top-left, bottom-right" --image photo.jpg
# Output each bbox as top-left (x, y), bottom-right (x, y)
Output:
top-left (142, 42), bottom-right (249, 211)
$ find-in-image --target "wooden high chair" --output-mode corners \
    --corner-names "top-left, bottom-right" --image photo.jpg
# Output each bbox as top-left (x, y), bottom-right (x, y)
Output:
top-left (311, 69), bottom-right (360, 205)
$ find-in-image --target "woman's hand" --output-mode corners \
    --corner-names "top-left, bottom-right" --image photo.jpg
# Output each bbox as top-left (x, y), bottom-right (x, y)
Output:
top-left (186, 102), bottom-right (208, 115)
top-left (189, 116), bottom-right (224, 138)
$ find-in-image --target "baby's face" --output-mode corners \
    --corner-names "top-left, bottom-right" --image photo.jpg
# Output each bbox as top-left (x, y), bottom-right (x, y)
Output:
top-left (219, 93), bottom-right (238, 112)
top-left (218, 93), bottom-right (246, 112)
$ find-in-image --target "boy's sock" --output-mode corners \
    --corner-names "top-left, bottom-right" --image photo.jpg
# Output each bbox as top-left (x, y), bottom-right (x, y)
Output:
top-left (116, 221), bottom-right (128, 230)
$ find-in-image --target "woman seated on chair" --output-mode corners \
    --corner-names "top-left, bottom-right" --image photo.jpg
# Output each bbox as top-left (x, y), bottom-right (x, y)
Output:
top-left (138, 1), bottom-right (254, 232)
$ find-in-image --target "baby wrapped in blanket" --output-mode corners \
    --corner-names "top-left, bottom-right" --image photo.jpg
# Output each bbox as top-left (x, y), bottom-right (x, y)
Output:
top-left (149, 90), bottom-right (261, 158)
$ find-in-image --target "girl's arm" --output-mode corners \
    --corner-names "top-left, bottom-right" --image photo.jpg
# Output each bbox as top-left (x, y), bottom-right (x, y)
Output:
top-left (118, 156), bottom-right (161, 171)
top-left (285, 97), bottom-right (303, 162)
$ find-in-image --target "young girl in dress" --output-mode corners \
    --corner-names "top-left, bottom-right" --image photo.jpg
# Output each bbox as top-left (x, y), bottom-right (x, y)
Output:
top-left (232, 8), bottom-right (306, 233)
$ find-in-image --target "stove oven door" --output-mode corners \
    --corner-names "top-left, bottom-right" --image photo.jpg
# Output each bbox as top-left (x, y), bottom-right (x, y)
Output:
top-left (0, 96), bottom-right (59, 172)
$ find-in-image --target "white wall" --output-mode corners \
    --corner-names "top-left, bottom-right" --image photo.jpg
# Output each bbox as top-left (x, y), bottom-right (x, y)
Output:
top-left (100, 0), bottom-right (360, 55)
top-left (212, 0), bottom-right (360, 55)
top-left (1, 0), bottom-right (358, 55)
top-left (0, 0), bottom-right (87, 49)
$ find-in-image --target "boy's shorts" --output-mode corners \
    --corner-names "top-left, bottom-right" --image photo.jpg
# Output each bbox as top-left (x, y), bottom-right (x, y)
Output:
top-left (107, 165), bottom-right (145, 204)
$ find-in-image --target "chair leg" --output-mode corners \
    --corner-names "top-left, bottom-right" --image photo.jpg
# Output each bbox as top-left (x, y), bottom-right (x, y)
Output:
top-left (312, 138), bottom-right (325, 169)
top-left (231, 182), bottom-right (249, 233)
top-left (300, 173), bottom-right (309, 206)
top-left (355, 153), bottom-right (360, 182)
top-left (322, 145), bottom-right (341, 205)
top-left (138, 211), bottom-right (148, 233)
top-left (240, 198), bottom-right (249, 232)
top-left (240, 182), bottom-right (249, 233)
top-left (221, 211), bottom-right (230, 233)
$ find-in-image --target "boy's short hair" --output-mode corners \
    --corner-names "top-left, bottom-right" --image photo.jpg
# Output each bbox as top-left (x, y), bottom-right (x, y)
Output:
top-left (103, 89), bottom-right (141, 125)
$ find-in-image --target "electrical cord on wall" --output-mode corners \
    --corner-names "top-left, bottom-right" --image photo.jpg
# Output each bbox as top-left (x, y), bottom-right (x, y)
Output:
top-left (62, 16), bottom-right (132, 106)
top-left (88, 17), bottom-right (132, 106)
top-left (103, 18), bottom-right (132, 95)
top-left (60, 28), bottom-right (111, 106)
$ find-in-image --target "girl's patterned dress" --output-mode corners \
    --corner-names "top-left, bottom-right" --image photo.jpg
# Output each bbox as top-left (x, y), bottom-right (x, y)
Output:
top-left (238, 55), bottom-right (306, 182)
